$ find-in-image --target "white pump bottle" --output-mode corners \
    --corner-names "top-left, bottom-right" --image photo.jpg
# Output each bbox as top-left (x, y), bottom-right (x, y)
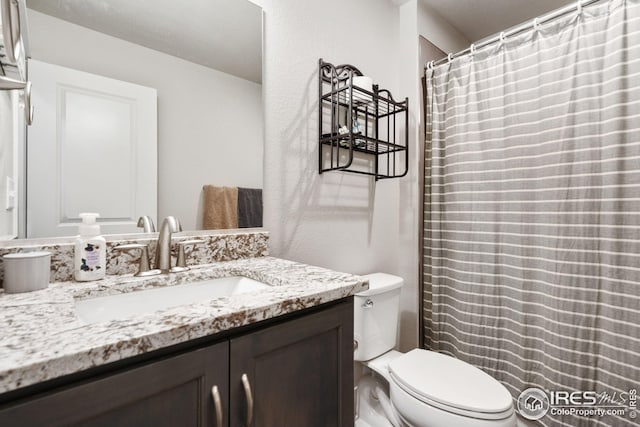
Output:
top-left (74, 213), bottom-right (107, 281)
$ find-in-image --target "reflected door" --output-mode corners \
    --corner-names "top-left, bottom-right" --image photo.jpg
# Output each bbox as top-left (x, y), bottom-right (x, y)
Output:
top-left (27, 60), bottom-right (157, 237)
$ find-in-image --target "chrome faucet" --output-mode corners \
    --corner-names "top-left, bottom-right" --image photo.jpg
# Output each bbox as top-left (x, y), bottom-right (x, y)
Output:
top-left (155, 216), bottom-right (181, 273)
top-left (137, 215), bottom-right (156, 233)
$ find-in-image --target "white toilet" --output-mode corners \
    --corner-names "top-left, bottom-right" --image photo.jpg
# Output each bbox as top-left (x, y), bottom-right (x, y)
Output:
top-left (354, 273), bottom-right (517, 427)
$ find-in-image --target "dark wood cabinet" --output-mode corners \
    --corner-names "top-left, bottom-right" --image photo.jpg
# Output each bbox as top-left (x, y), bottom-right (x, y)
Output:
top-left (0, 342), bottom-right (229, 427)
top-left (0, 298), bottom-right (354, 427)
top-left (230, 298), bottom-right (353, 427)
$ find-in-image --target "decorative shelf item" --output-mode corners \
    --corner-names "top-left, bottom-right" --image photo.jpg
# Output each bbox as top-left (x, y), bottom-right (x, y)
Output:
top-left (318, 58), bottom-right (408, 181)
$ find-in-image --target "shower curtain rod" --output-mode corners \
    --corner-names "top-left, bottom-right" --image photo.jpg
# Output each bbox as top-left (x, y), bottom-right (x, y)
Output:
top-left (425, 0), bottom-right (604, 70)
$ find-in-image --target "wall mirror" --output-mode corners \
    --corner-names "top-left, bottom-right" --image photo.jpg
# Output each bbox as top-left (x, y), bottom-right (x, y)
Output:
top-left (14, 0), bottom-right (263, 238)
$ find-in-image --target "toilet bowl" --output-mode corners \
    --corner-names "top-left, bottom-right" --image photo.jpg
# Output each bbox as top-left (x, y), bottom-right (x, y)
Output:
top-left (355, 273), bottom-right (516, 427)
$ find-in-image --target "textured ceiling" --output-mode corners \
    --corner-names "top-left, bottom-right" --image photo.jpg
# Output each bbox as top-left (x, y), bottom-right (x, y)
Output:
top-left (420, 0), bottom-right (575, 43)
top-left (25, 0), bottom-right (262, 83)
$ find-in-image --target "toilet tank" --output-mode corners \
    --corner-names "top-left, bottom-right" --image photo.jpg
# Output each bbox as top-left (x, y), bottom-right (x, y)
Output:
top-left (354, 273), bottom-right (404, 362)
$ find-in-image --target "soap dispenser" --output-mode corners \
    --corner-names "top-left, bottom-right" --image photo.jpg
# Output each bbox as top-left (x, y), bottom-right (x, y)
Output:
top-left (74, 213), bottom-right (107, 281)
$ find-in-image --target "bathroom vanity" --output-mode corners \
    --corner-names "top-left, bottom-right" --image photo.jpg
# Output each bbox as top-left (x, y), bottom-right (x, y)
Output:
top-left (0, 254), bottom-right (366, 427)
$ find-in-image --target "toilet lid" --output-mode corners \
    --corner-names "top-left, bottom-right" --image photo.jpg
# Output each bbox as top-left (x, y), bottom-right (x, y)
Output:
top-left (389, 349), bottom-right (513, 415)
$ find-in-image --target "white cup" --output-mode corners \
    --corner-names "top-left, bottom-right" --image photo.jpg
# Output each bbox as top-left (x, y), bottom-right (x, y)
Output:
top-left (3, 251), bottom-right (51, 293)
top-left (345, 75), bottom-right (373, 107)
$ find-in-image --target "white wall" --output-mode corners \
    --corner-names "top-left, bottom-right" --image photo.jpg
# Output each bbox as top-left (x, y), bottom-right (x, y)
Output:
top-left (418, 1), bottom-right (470, 55)
top-left (260, 0), bottom-right (401, 279)
top-left (398, 1), bottom-right (468, 350)
top-left (396, 0), bottom-right (423, 352)
top-left (26, 10), bottom-right (263, 231)
top-left (257, 0), bottom-right (468, 352)
top-left (394, 1), bottom-right (469, 351)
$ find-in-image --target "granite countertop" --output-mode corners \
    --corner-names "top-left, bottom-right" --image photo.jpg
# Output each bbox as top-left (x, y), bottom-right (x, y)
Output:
top-left (0, 257), bottom-right (368, 394)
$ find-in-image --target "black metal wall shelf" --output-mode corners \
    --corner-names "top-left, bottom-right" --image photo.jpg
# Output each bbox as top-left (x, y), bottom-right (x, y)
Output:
top-left (318, 58), bottom-right (409, 181)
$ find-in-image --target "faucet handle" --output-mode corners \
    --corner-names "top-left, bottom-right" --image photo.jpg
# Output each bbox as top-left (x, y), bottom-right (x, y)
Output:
top-left (115, 244), bottom-right (161, 277)
top-left (137, 216), bottom-right (156, 233)
top-left (165, 216), bottom-right (183, 232)
top-left (171, 239), bottom-right (204, 273)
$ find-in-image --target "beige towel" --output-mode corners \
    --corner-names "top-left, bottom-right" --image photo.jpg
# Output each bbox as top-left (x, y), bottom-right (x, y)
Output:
top-left (202, 185), bottom-right (238, 229)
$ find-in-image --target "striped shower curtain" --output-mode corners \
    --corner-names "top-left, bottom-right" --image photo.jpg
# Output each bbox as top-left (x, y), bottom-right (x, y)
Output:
top-left (423, 1), bottom-right (639, 426)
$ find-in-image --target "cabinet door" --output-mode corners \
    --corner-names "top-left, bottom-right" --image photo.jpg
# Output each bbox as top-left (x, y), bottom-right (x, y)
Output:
top-left (0, 342), bottom-right (229, 427)
top-left (229, 299), bottom-right (354, 427)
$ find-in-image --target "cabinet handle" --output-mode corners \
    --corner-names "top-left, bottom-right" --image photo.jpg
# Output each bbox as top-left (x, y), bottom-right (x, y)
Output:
top-left (241, 373), bottom-right (254, 426)
top-left (211, 385), bottom-right (223, 427)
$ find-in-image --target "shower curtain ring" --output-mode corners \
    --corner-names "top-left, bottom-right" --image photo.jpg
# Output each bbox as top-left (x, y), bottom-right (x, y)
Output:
top-left (533, 17), bottom-right (540, 29)
top-left (500, 32), bottom-right (506, 43)
top-left (470, 44), bottom-right (476, 56)
top-left (427, 60), bottom-right (433, 71)
top-left (577, 1), bottom-right (583, 14)
top-left (447, 53), bottom-right (453, 63)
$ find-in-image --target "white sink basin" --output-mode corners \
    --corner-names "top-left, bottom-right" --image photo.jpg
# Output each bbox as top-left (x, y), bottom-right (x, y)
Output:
top-left (75, 276), bottom-right (269, 324)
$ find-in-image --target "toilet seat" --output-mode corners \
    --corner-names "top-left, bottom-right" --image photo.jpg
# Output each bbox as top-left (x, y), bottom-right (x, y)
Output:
top-left (388, 349), bottom-right (514, 421)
